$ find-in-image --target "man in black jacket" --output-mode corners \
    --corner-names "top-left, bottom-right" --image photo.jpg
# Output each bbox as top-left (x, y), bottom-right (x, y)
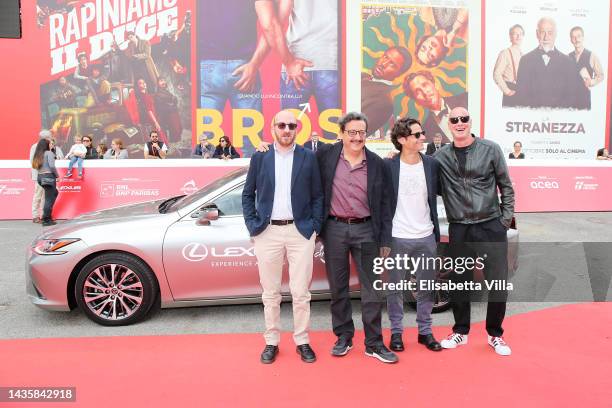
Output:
top-left (385, 118), bottom-right (442, 353)
top-left (316, 112), bottom-right (397, 363)
top-left (434, 107), bottom-right (515, 356)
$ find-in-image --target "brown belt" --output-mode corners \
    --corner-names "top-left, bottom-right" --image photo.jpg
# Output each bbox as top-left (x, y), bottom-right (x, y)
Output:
top-left (270, 219), bottom-right (294, 226)
top-left (328, 216), bottom-right (371, 224)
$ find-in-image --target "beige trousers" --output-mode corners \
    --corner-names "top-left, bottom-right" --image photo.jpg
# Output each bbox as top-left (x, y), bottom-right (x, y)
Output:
top-left (253, 224), bottom-right (316, 346)
top-left (32, 181), bottom-right (45, 218)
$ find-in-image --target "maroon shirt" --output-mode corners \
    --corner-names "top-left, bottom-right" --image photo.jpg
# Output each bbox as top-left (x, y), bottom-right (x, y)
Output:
top-left (330, 150), bottom-right (370, 218)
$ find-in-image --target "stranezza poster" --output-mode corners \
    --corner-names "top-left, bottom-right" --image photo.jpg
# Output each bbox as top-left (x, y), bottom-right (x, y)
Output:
top-left (484, 0), bottom-right (610, 160)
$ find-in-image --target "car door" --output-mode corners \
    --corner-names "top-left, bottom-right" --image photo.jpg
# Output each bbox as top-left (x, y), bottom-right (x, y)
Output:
top-left (162, 184), bottom-right (262, 300)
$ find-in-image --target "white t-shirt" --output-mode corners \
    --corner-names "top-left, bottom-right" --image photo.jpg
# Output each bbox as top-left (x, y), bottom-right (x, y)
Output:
top-left (68, 143), bottom-right (87, 158)
top-left (392, 160), bottom-right (434, 239)
top-left (284, 0), bottom-right (337, 71)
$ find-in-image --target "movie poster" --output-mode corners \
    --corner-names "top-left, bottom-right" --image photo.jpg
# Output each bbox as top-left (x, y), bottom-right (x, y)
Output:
top-left (356, 2), bottom-right (470, 145)
top-left (484, 0), bottom-right (610, 160)
top-left (196, 0), bottom-right (343, 157)
top-left (37, 0), bottom-right (193, 158)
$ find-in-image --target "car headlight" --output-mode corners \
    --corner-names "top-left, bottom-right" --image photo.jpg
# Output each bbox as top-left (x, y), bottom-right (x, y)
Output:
top-left (33, 239), bottom-right (80, 255)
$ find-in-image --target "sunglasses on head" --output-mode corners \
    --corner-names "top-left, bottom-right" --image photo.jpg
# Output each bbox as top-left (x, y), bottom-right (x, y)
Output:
top-left (449, 116), bottom-right (470, 124)
top-left (275, 122), bottom-right (298, 131)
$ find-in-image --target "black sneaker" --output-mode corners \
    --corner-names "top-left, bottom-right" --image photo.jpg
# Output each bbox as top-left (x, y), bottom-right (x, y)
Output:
top-left (260, 345), bottom-right (278, 364)
top-left (365, 344), bottom-right (399, 364)
top-left (331, 337), bottom-right (353, 357)
top-left (42, 220), bottom-right (57, 227)
top-left (296, 344), bottom-right (316, 363)
top-left (389, 333), bottom-right (404, 352)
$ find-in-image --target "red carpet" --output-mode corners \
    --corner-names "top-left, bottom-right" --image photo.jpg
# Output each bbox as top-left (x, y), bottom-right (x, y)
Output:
top-left (1, 303), bottom-right (611, 407)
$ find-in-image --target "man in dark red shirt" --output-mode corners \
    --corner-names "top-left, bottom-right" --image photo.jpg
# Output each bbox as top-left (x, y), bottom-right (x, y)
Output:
top-left (316, 112), bottom-right (397, 363)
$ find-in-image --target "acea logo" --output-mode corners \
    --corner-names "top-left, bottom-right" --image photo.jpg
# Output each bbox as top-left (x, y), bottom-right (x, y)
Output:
top-left (529, 177), bottom-right (560, 190)
top-left (182, 243), bottom-right (256, 262)
top-left (180, 180), bottom-right (198, 195)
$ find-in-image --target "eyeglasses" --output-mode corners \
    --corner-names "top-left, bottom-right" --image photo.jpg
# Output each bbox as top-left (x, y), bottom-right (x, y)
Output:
top-left (344, 130), bottom-right (367, 137)
top-left (275, 122), bottom-right (298, 131)
top-left (409, 131), bottom-right (426, 138)
top-left (449, 116), bottom-right (470, 124)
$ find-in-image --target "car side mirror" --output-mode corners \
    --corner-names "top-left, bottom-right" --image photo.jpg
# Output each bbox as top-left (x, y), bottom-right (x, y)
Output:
top-left (195, 205), bottom-right (219, 226)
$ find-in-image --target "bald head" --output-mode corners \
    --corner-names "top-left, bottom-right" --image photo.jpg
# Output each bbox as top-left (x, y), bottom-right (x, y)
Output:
top-left (272, 110), bottom-right (298, 150)
top-left (448, 107), bottom-right (472, 143)
top-left (536, 17), bottom-right (557, 50)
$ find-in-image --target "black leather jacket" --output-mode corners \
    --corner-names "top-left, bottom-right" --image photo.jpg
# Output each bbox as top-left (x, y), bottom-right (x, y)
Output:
top-left (434, 136), bottom-right (515, 227)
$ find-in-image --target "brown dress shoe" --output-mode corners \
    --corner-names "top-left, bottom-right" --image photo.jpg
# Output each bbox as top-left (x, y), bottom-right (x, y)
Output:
top-left (33, 217), bottom-right (41, 223)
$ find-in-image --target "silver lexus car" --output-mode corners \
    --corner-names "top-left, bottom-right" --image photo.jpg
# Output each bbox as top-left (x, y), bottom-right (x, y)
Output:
top-left (27, 167), bottom-right (519, 326)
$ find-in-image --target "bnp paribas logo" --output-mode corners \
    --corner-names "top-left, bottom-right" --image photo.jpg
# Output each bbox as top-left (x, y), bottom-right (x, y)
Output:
top-left (180, 180), bottom-right (198, 195)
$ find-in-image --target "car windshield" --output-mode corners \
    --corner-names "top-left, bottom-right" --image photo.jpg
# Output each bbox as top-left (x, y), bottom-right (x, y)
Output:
top-left (170, 167), bottom-right (248, 211)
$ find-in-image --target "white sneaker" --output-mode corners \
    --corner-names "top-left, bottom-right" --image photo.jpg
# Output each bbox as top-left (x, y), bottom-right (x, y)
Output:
top-left (440, 333), bottom-right (468, 349)
top-left (488, 336), bottom-right (512, 356)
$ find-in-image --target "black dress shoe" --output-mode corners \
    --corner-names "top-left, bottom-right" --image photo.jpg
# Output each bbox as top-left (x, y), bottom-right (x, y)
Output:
top-left (42, 220), bottom-right (57, 226)
top-left (389, 333), bottom-right (404, 352)
top-left (418, 334), bottom-right (442, 351)
top-left (296, 344), bottom-right (316, 363)
top-left (260, 345), bottom-right (279, 364)
top-left (331, 337), bottom-right (353, 356)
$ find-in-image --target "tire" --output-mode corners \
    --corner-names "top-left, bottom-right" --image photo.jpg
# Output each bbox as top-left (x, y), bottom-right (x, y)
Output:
top-left (75, 252), bottom-right (158, 326)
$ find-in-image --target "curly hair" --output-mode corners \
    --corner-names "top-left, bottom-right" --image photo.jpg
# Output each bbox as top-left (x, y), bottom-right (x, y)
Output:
top-left (391, 117), bottom-right (422, 151)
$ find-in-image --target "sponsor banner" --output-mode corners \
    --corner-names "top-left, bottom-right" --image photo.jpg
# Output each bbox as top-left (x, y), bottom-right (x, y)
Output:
top-left (510, 162), bottom-right (612, 211)
top-left (2, 161), bottom-right (612, 219)
top-left (484, 0), bottom-right (610, 159)
top-left (1, 160), bottom-right (244, 219)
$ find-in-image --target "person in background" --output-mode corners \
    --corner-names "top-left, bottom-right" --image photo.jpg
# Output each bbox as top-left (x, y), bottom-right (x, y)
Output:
top-left (30, 130), bottom-right (51, 223)
top-left (65, 135), bottom-right (87, 178)
top-left (96, 143), bottom-right (108, 159)
top-left (104, 138), bottom-right (129, 159)
top-left (82, 135), bottom-right (98, 159)
top-left (425, 133), bottom-right (447, 155)
top-left (303, 131), bottom-right (320, 152)
top-left (50, 138), bottom-right (64, 159)
top-left (509, 141), bottom-right (525, 159)
top-left (31, 138), bottom-right (59, 227)
top-left (596, 148), bottom-right (612, 160)
top-left (213, 136), bottom-right (240, 160)
top-left (144, 130), bottom-right (168, 159)
top-left (192, 133), bottom-right (215, 158)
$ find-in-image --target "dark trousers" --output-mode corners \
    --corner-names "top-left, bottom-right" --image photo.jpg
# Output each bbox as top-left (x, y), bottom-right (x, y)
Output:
top-left (37, 175), bottom-right (58, 223)
top-left (449, 218), bottom-right (508, 337)
top-left (322, 219), bottom-right (383, 347)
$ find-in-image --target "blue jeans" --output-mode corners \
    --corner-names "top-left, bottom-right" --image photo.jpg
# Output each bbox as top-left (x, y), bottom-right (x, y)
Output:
top-left (280, 70), bottom-right (339, 140)
top-left (386, 234), bottom-right (437, 335)
top-left (67, 156), bottom-right (83, 175)
top-left (200, 59), bottom-right (262, 157)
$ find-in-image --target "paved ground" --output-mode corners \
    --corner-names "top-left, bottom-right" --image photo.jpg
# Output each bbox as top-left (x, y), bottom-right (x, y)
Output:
top-left (1, 212), bottom-right (611, 340)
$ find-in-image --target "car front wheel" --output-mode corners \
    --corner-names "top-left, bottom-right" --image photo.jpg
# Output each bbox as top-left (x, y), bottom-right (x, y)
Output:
top-left (75, 253), bottom-right (158, 326)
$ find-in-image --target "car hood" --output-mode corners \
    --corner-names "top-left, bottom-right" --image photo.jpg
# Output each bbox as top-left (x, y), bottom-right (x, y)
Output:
top-left (37, 199), bottom-right (175, 239)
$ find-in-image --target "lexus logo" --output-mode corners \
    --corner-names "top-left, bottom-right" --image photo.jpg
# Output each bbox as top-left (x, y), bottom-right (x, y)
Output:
top-left (182, 243), bottom-right (209, 262)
